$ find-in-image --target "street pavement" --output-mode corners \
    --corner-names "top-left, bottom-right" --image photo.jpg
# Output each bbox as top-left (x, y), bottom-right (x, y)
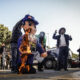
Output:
top-left (0, 68), bottom-right (80, 80)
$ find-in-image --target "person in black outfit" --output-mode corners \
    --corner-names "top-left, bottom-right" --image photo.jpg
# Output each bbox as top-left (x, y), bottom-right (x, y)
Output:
top-left (11, 20), bottom-right (23, 72)
top-left (53, 27), bottom-right (72, 71)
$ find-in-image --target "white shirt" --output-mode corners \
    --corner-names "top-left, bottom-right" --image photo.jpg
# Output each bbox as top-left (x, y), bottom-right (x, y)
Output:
top-left (59, 34), bottom-right (67, 47)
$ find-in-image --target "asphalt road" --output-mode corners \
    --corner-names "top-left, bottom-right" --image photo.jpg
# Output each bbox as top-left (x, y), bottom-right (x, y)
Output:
top-left (0, 68), bottom-right (80, 80)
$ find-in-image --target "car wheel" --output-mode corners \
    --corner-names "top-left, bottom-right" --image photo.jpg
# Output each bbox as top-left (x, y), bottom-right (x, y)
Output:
top-left (44, 59), bottom-right (53, 69)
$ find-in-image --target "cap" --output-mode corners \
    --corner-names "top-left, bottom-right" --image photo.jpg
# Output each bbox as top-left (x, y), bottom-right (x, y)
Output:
top-left (22, 14), bottom-right (39, 25)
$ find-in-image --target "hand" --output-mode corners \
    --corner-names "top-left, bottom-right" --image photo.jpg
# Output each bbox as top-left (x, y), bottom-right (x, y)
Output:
top-left (55, 30), bottom-right (57, 34)
top-left (41, 52), bottom-right (47, 58)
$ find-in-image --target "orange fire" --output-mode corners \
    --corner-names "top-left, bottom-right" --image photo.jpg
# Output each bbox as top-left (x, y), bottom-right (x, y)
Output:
top-left (19, 54), bottom-right (30, 73)
top-left (19, 28), bottom-right (32, 74)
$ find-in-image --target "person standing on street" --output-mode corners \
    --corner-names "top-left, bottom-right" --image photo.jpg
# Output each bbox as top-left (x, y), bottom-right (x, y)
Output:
top-left (37, 31), bottom-right (46, 71)
top-left (53, 27), bottom-right (72, 71)
top-left (11, 19), bottom-right (23, 72)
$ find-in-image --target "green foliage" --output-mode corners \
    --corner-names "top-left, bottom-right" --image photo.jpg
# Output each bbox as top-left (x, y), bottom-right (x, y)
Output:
top-left (0, 24), bottom-right (12, 49)
top-left (72, 53), bottom-right (78, 58)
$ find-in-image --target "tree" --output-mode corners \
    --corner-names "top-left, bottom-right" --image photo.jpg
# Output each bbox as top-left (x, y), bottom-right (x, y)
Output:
top-left (0, 24), bottom-right (12, 50)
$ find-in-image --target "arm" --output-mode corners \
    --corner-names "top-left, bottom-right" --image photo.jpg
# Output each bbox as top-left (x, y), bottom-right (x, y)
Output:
top-left (52, 30), bottom-right (58, 40)
top-left (36, 42), bottom-right (47, 58)
top-left (68, 35), bottom-right (72, 41)
top-left (77, 49), bottom-right (80, 52)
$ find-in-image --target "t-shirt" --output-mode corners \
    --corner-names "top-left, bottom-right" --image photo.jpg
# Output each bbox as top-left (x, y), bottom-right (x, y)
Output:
top-left (59, 35), bottom-right (67, 47)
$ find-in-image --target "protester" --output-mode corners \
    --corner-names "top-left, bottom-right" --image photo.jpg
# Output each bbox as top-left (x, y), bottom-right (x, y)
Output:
top-left (53, 27), bottom-right (72, 71)
top-left (11, 19), bottom-right (23, 72)
top-left (37, 32), bottom-right (46, 71)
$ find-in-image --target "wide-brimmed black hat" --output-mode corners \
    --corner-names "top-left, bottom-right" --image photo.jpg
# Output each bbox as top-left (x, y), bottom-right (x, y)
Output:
top-left (59, 27), bottom-right (66, 34)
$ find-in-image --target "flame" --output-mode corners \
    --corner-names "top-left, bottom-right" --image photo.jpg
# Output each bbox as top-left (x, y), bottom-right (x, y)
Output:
top-left (19, 28), bottom-right (32, 74)
top-left (19, 54), bottom-right (31, 74)
top-left (26, 65), bottom-right (30, 72)
top-left (27, 46), bottom-right (31, 54)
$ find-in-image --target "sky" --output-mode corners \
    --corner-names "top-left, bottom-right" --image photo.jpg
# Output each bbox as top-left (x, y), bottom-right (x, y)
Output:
top-left (0, 0), bottom-right (80, 54)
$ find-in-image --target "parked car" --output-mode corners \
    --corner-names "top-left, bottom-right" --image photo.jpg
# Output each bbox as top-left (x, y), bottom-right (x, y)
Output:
top-left (43, 48), bottom-right (59, 69)
top-left (43, 48), bottom-right (80, 69)
top-left (33, 47), bottom-right (79, 69)
top-left (67, 58), bottom-right (80, 68)
top-left (67, 49), bottom-right (80, 68)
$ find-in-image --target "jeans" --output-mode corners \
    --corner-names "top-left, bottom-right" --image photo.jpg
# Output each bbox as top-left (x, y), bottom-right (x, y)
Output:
top-left (58, 46), bottom-right (69, 70)
top-left (11, 43), bottom-right (18, 70)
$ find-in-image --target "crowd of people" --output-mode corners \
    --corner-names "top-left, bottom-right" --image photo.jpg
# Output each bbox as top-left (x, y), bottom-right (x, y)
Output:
top-left (0, 14), bottom-right (80, 74)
